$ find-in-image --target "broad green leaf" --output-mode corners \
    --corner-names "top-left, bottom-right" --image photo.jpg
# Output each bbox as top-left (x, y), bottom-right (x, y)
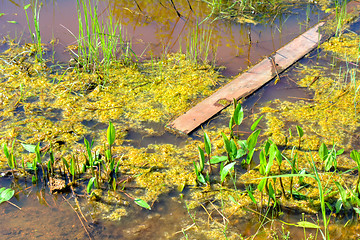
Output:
top-left (296, 125), bottom-right (304, 138)
top-left (245, 148), bottom-right (255, 165)
top-left (193, 161), bottom-right (206, 184)
top-left (3, 143), bottom-right (9, 159)
top-left (26, 162), bottom-right (33, 170)
top-left (318, 143), bottom-right (328, 162)
top-left (259, 150), bottom-right (266, 175)
top-left (62, 158), bottom-right (69, 171)
top-left (198, 147), bottom-right (205, 172)
top-left (265, 153), bottom-right (274, 175)
top-left (21, 143), bottom-right (37, 153)
top-left (268, 182), bottom-right (276, 201)
top-left (107, 121), bottom-right (116, 146)
top-left (0, 188), bottom-right (14, 204)
top-left (235, 148), bottom-right (246, 159)
top-left (247, 129), bottom-right (261, 151)
top-left (251, 115), bottom-right (263, 131)
top-left (257, 178), bottom-right (267, 192)
top-left (264, 141), bottom-right (271, 156)
top-left (220, 162), bottom-right (236, 183)
top-left (350, 150), bottom-right (360, 166)
top-left (210, 155), bottom-right (228, 164)
top-left (134, 198), bottom-right (151, 210)
top-left (221, 132), bottom-right (231, 154)
top-left (35, 144), bottom-right (41, 164)
top-left (229, 116), bottom-right (234, 130)
top-left (229, 139), bottom-right (237, 159)
top-left (87, 177), bottom-right (96, 194)
top-left (247, 188), bottom-right (257, 204)
top-left (233, 102), bottom-right (243, 126)
top-left (269, 143), bottom-right (277, 163)
top-left (336, 148), bottom-right (344, 156)
top-left (204, 132), bottom-right (211, 156)
top-left (237, 140), bottom-right (247, 149)
top-left (295, 221), bottom-right (320, 229)
top-left (354, 207), bottom-right (360, 215)
top-left (24, 4), bottom-right (31, 10)
top-left (335, 199), bottom-right (343, 214)
top-left (275, 149), bottom-right (282, 164)
top-left (70, 157), bottom-right (75, 176)
top-left (334, 181), bottom-right (347, 203)
top-left (105, 149), bottom-right (112, 162)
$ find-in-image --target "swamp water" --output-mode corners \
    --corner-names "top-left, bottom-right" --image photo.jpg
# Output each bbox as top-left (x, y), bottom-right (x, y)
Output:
top-left (1, 0), bottom-right (360, 239)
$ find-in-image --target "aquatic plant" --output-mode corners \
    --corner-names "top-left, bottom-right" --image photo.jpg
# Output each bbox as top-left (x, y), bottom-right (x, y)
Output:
top-left (3, 141), bottom-right (17, 175)
top-left (23, 1), bottom-right (43, 62)
top-left (318, 142), bottom-right (344, 171)
top-left (194, 101), bottom-right (263, 185)
top-left (184, 24), bottom-right (215, 65)
top-left (73, 0), bottom-right (136, 81)
top-left (0, 187), bottom-right (14, 204)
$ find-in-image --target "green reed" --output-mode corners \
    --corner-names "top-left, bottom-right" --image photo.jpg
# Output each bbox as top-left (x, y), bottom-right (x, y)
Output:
top-left (24, 1), bottom-right (43, 62)
top-left (184, 24), bottom-right (215, 65)
top-left (75, 0), bottom-right (136, 83)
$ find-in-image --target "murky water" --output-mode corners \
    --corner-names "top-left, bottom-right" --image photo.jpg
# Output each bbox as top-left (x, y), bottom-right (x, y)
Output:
top-left (0, 0), bottom-right (324, 77)
top-left (2, 0), bottom-right (357, 239)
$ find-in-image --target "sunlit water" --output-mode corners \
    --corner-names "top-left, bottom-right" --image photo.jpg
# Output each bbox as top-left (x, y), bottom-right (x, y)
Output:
top-left (2, 0), bottom-right (355, 239)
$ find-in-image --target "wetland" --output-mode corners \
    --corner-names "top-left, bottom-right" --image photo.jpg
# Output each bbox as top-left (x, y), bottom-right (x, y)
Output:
top-left (1, 0), bottom-right (360, 239)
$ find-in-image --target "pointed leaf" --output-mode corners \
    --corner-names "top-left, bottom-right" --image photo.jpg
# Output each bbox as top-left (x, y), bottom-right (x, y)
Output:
top-left (318, 143), bottom-right (328, 162)
top-left (134, 198), bottom-right (151, 210)
top-left (251, 115), bottom-right (263, 131)
top-left (198, 147), bottom-right (205, 172)
top-left (296, 221), bottom-right (320, 229)
top-left (21, 143), bottom-right (37, 153)
top-left (233, 103), bottom-right (243, 126)
top-left (257, 178), bottom-right (267, 192)
top-left (247, 129), bottom-right (261, 151)
top-left (210, 155), bottom-right (228, 164)
top-left (0, 188), bottom-right (14, 204)
top-left (220, 162), bottom-right (236, 182)
top-left (204, 132), bottom-right (211, 156)
top-left (107, 121), bottom-right (116, 146)
top-left (221, 132), bottom-right (231, 154)
top-left (3, 143), bottom-right (9, 159)
top-left (87, 177), bottom-right (96, 194)
top-left (296, 125), bottom-right (304, 138)
top-left (247, 188), bottom-right (257, 204)
top-left (229, 139), bottom-right (237, 160)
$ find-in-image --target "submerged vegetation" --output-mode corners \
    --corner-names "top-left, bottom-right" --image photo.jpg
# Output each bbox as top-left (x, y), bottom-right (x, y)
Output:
top-left (2, 0), bottom-right (360, 239)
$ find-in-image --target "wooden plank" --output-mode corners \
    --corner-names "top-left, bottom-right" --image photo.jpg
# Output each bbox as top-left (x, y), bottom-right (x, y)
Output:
top-left (167, 22), bottom-right (325, 134)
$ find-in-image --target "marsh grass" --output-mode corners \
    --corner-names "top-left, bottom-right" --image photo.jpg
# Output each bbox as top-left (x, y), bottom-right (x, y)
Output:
top-left (23, 1), bottom-right (43, 62)
top-left (182, 24), bottom-right (216, 65)
top-left (73, 0), bottom-right (136, 83)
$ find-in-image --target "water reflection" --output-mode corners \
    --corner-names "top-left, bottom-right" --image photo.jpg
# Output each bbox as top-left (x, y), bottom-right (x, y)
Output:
top-left (0, 0), bottom-right (325, 76)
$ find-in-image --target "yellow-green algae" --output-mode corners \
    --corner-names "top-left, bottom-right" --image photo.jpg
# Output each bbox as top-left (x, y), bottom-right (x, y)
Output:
top-left (2, 25), bottom-right (360, 239)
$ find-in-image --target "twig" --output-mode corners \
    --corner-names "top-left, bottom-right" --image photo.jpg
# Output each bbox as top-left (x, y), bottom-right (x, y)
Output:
top-left (6, 201), bottom-right (21, 210)
top-left (62, 196), bottom-right (92, 240)
top-left (209, 201), bottom-right (229, 225)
